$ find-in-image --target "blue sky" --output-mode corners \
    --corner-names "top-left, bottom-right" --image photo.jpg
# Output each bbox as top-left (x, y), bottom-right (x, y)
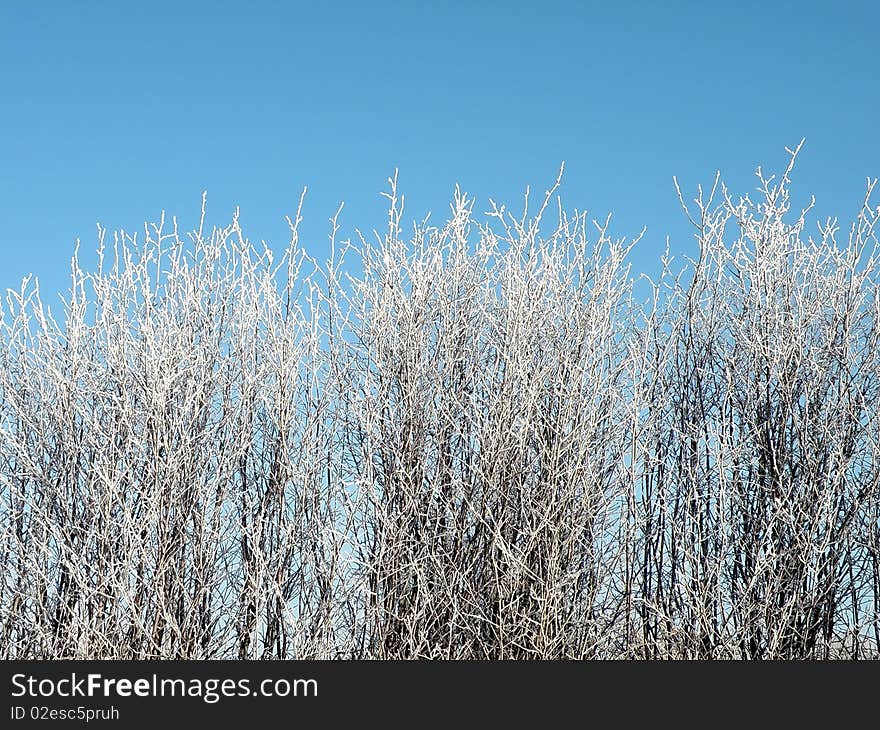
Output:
top-left (2, 1), bottom-right (878, 299)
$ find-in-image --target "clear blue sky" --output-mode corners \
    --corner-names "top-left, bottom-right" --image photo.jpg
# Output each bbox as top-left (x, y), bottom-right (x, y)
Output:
top-left (2, 1), bottom-right (878, 299)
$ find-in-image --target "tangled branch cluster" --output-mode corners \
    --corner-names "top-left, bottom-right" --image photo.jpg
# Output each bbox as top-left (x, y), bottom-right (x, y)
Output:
top-left (2, 148), bottom-right (880, 658)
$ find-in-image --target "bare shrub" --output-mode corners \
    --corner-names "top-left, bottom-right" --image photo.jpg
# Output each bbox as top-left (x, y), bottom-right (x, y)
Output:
top-left (0, 200), bottom-right (353, 658)
top-left (637, 143), bottom-right (880, 658)
top-left (339, 173), bottom-right (643, 658)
